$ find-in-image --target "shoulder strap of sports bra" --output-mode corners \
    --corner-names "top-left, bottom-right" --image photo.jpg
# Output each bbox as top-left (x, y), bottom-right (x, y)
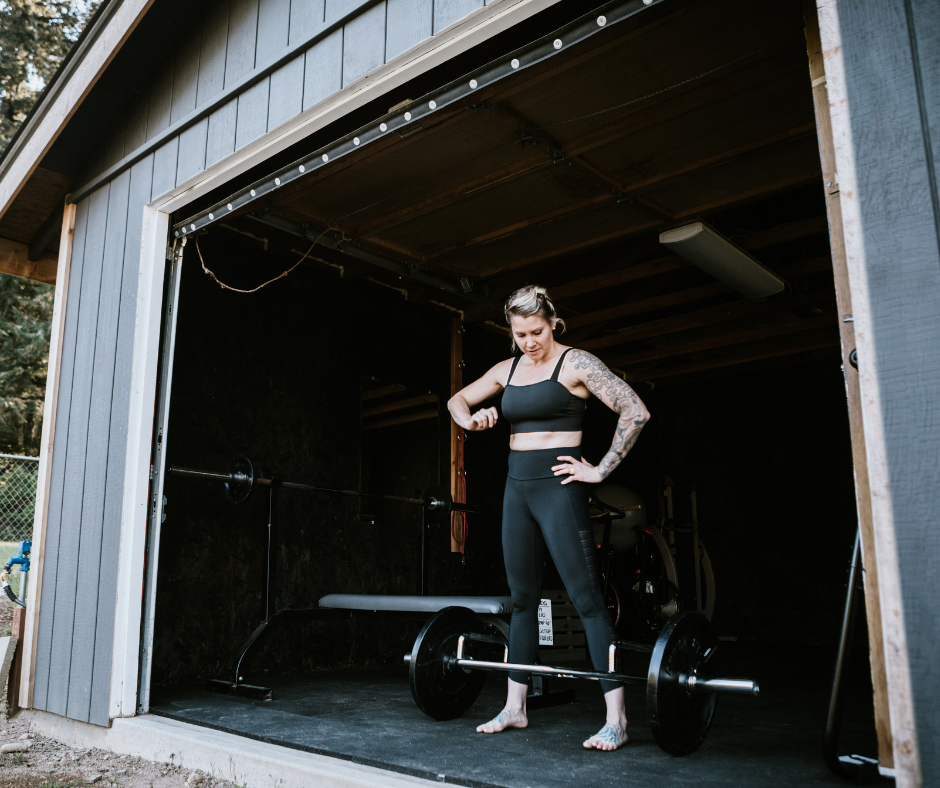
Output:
top-left (550, 348), bottom-right (573, 381)
top-left (506, 354), bottom-right (522, 385)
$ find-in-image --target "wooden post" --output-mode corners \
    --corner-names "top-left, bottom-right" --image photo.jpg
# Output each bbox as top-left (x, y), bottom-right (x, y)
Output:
top-left (450, 318), bottom-right (464, 553)
top-left (803, 2), bottom-right (893, 769)
top-left (19, 201), bottom-right (77, 710)
top-left (8, 607), bottom-right (24, 716)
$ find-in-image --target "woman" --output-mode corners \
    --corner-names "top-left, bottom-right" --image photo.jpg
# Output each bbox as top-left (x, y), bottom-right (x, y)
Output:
top-left (447, 285), bottom-right (650, 752)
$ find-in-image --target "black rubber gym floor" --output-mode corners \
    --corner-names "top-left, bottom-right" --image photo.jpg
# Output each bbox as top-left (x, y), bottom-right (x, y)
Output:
top-left (150, 645), bottom-right (887, 788)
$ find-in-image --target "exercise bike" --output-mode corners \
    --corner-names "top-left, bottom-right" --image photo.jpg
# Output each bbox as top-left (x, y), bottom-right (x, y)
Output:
top-left (589, 483), bottom-right (715, 641)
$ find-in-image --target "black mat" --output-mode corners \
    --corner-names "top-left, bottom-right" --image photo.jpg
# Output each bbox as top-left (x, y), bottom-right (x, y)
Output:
top-left (150, 646), bottom-right (885, 788)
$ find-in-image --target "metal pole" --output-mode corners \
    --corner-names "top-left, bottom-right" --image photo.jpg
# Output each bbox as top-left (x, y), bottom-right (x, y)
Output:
top-left (824, 528), bottom-right (863, 778)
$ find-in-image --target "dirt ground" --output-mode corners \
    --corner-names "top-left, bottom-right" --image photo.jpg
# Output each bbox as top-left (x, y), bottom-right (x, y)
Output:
top-left (0, 598), bottom-right (239, 788)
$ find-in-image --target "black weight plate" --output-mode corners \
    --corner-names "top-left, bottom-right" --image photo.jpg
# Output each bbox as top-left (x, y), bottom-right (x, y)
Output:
top-left (424, 485), bottom-right (453, 525)
top-left (647, 611), bottom-right (719, 756)
top-left (409, 606), bottom-right (487, 721)
top-left (225, 455), bottom-right (255, 505)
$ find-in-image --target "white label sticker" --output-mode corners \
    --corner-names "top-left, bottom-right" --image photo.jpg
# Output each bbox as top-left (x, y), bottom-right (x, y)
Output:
top-left (538, 599), bottom-right (554, 646)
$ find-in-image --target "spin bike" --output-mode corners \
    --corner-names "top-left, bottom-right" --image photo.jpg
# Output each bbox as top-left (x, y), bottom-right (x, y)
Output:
top-left (589, 483), bottom-right (714, 641)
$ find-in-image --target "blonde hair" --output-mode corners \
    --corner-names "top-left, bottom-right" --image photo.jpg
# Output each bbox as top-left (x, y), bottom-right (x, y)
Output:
top-left (504, 286), bottom-right (566, 349)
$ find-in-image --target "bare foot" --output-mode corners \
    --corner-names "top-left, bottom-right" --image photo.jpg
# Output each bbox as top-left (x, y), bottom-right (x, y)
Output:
top-left (583, 723), bottom-right (629, 751)
top-left (476, 709), bottom-right (528, 734)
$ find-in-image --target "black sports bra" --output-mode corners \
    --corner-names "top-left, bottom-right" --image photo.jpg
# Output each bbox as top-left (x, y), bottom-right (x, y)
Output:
top-left (501, 348), bottom-right (586, 435)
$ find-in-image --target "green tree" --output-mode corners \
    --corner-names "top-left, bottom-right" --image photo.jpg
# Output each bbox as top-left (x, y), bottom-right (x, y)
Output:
top-left (0, 0), bottom-right (97, 152)
top-left (0, 272), bottom-right (53, 455)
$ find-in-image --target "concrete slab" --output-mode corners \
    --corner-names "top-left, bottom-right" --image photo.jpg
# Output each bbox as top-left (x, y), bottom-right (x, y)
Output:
top-left (23, 708), bottom-right (441, 788)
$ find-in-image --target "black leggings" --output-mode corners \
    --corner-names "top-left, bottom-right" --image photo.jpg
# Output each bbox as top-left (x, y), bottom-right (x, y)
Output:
top-left (502, 447), bottom-right (622, 694)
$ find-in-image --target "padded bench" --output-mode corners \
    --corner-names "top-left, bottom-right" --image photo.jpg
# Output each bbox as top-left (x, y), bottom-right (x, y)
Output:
top-left (319, 594), bottom-right (512, 615)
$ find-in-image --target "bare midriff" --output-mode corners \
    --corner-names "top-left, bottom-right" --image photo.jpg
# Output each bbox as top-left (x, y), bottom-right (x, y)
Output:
top-left (509, 431), bottom-right (582, 451)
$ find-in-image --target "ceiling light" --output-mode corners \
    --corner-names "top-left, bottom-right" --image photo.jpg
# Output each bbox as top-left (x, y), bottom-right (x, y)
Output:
top-left (659, 222), bottom-right (785, 298)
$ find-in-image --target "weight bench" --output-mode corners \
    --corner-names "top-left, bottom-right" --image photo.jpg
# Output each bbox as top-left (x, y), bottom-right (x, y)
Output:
top-left (319, 593), bottom-right (511, 636)
top-left (320, 594), bottom-right (575, 710)
top-left (209, 593), bottom-right (574, 708)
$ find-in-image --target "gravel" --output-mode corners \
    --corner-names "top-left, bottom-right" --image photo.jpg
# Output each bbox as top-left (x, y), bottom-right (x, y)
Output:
top-left (0, 598), bottom-right (241, 788)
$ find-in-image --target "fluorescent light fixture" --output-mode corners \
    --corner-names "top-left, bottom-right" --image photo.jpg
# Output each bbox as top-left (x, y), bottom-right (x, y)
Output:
top-left (659, 222), bottom-right (786, 298)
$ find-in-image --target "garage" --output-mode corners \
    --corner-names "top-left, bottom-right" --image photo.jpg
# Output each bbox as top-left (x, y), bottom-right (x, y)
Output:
top-left (4, 0), bottom-right (936, 783)
top-left (138, 0), bottom-right (877, 783)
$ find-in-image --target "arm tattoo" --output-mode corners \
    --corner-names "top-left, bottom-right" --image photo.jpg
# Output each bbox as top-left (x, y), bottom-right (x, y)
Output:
top-left (569, 350), bottom-right (648, 479)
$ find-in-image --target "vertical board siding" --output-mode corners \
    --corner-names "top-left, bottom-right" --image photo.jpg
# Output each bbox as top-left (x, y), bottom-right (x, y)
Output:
top-left (224, 0), bottom-right (261, 87)
top-left (124, 91), bottom-right (152, 156)
top-left (268, 55), bottom-right (305, 130)
top-left (197, 0), bottom-right (232, 106)
top-left (152, 138), bottom-right (180, 200)
top-left (33, 156), bottom-right (155, 723)
top-left (171, 32), bottom-right (202, 125)
top-left (44, 183), bottom-right (111, 717)
top-left (33, 198), bottom-right (91, 711)
top-left (66, 171), bottom-right (130, 722)
top-left (146, 67), bottom-right (175, 142)
top-left (386, 0), bottom-right (432, 63)
top-left (433, 0), bottom-right (483, 34)
top-left (302, 28), bottom-right (344, 110)
top-left (836, 0), bottom-right (940, 780)
top-left (205, 98), bottom-right (239, 168)
top-left (289, 0), bottom-right (325, 45)
top-left (342, 1), bottom-right (387, 87)
top-left (90, 154), bottom-right (154, 726)
top-left (140, 0), bottom-right (482, 199)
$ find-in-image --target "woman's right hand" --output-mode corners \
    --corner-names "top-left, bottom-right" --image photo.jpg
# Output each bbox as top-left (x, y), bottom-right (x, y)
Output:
top-left (466, 407), bottom-right (499, 431)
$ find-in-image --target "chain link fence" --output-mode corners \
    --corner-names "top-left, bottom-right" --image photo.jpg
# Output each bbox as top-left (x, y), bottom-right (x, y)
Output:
top-left (0, 454), bottom-right (39, 543)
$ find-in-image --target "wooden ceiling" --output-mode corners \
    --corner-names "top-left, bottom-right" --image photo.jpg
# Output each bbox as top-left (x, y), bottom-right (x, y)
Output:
top-left (245, 0), bottom-right (840, 385)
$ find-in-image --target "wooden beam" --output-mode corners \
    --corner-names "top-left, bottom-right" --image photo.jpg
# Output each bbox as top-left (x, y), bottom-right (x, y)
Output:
top-left (673, 169), bottom-right (822, 218)
top-left (362, 393), bottom-right (438, 419)
top-left (361, 383), bottom-right (407, 401)
top-left (465, 170), bottom-right (823, 278)
top-left (20, 201), bottom-right (75, 710)
top-left (565, 55), bottom-right (807, 160)
top-left (736, 214), bottom-right (829, 250)
top-left (580, 284), bottom-right (836, 352)
top-left (605, 312), bottom-right (836, 368)
top-left (615, 123), bottom-right (817, 196)
top-left (568, 281), bottom-right (729, 330)
top-left (425, 193), bottom-right (616, 260)
top-left (354, 151), bottom-right (550, 239)
top-left (804, 0), bottom-right (892, 768)
top-left (550, 216), bottom-right (829, 303)
top-left (552, 256), bottom-right (685, 300)
top-left (0, 236), bottom-right (57, 284)
top-left (628, 333), bottom-right (840, 381)
top-left (568, 255), bottom-right (833, 332)
top-left (361, 409), bottom-right (439, 431)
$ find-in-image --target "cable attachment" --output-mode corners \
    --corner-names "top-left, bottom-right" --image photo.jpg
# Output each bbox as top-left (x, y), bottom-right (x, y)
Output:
top-left (514, 129), bottom-right (541, 148)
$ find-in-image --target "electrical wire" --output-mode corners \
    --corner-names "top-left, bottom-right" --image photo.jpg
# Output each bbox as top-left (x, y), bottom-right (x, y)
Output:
top-left (194, 226), bottom-right (331, 293)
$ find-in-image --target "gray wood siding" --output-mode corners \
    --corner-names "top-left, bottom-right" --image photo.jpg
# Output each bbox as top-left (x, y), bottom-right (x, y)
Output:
top-left (88, 0), bottom-right (491, 199)
top-left (34, 156), bottom-right (157, 725)
top-left (836, 0), bottom-right (939, 780)
top-left (35, 0), bottom-right (493, 726)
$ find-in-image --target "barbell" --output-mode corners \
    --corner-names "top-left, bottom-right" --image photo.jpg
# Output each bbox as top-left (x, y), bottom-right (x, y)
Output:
top-left (404, 607), bottom-right (758, 756)
top-left (166, 454), bottom-right (471, 524)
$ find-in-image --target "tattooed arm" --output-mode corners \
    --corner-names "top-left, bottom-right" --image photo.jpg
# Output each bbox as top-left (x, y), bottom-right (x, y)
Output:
top-left (552, 350), bottom-right (650, 484)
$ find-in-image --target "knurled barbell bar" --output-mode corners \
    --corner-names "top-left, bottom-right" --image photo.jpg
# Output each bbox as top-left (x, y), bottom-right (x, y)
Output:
top-left (404, 607), bottom-right (758, 756)
top-left (166, 454), bottom-right (471, 524)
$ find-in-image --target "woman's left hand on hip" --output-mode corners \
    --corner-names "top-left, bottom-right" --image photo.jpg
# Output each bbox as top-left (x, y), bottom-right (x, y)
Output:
top-left (552, 455), bottom-right (604, 485)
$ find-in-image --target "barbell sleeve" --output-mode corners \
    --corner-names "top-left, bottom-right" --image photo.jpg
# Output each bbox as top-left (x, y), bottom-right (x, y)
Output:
top-left (686, 676), bottom-right (759, 696)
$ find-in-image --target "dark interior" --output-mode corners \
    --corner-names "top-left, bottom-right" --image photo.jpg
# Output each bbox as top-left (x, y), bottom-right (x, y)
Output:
top-left (150, 0), bottom-right (878, 783)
